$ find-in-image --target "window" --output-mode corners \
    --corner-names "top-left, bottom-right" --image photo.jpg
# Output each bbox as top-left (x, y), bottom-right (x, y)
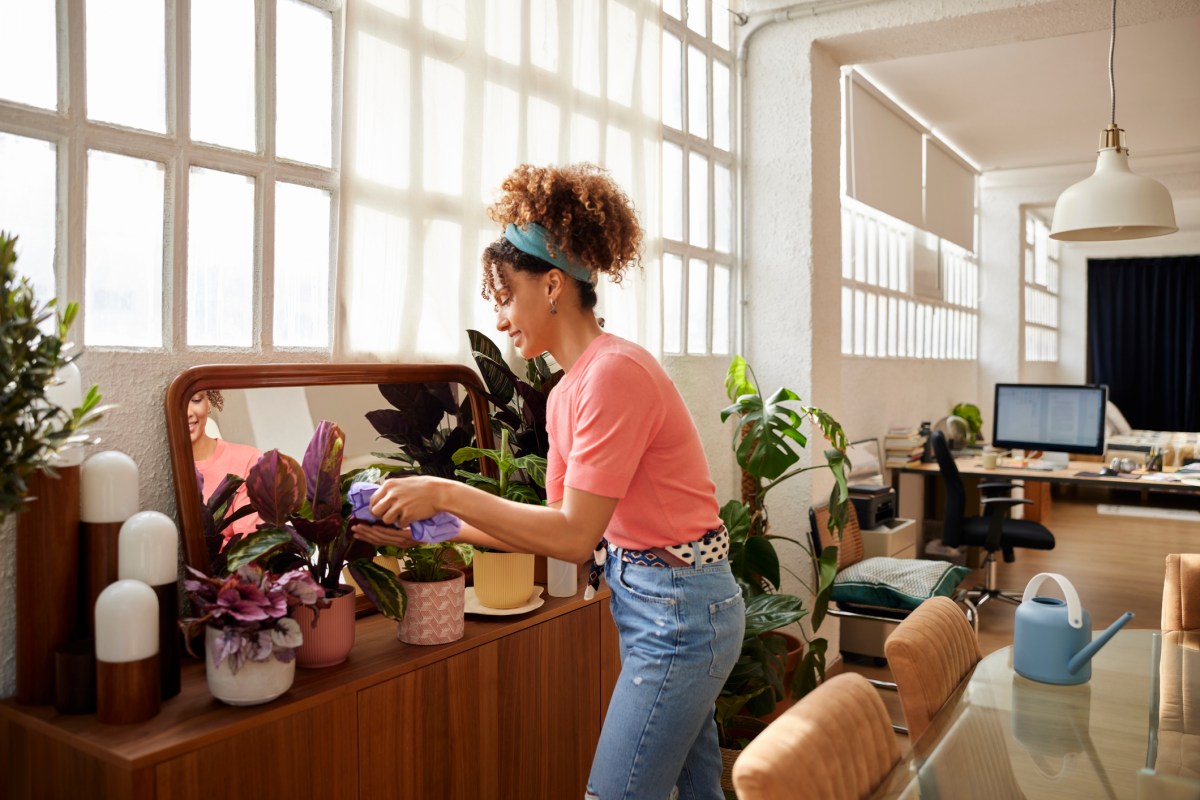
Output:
top-left (0, 0), bottom-right (340, 351)
top-left (1022, 209), bottom-right (1059, 362)
top-left (840, 198), bottom-right (979, 360)
top-left (661, 1), bottom-right (737, 356)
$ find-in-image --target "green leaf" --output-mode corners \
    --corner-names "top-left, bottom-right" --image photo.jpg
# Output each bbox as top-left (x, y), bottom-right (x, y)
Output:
top-left (348, 559), bottom-right (406, 621)
top-left (718, 500), bottom-right (751, 542)
top-left (737, 534), bottom-right (781, 592)
top-left (742, 592), bottom-right (807, 638)
top-left (223, 528), bottom-right (295, 572)
top-left (724, 355), bottom-right (756, 403)
top-left (809, 546), bottom-right (839, 631)
top-left (467, 329), bottom-right (516, 406)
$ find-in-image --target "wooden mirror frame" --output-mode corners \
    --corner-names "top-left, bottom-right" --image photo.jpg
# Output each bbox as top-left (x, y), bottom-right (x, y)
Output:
top-left (165, 363), bottom-right (495, 583)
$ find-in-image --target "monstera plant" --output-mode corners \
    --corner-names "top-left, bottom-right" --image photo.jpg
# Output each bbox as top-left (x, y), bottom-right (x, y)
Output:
top-left (715, 356), bottom-right (850, 741)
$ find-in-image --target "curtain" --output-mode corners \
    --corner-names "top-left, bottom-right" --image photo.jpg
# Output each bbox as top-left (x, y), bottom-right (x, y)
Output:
top-left (1087, 255), bottom-right (1200, 431)
top-left (337, 0), bottom-right (662, 364)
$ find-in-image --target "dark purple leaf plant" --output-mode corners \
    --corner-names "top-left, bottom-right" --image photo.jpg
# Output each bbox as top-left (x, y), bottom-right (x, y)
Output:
top-left (179, 563), bottom-right (325, 674)
top-left (214, 420), bottom-right (407, 622)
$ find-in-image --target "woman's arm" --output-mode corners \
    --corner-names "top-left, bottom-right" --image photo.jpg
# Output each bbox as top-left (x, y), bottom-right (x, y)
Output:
top-left (368, 477), bottom-right (615, 562)
top-left (352, 518), bottom-right (512, 552)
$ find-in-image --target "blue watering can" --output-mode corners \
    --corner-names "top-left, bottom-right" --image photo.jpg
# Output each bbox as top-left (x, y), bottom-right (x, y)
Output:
top-left (1013, 573), bottom-right (1134, 685)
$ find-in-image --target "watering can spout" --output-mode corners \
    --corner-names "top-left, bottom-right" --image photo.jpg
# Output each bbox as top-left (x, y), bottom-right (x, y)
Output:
top-left (1067, 612), bottom-right (1134, 675)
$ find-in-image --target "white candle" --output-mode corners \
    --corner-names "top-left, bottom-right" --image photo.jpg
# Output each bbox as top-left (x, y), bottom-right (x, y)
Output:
top-left (94, 580), bottom-right (159, 663)
top-left (81, 451), bottom-right (139, 523)
top-left (44, 362), bottom-right (84, 468)
top-left (118, 511), bottom-right (178, 586)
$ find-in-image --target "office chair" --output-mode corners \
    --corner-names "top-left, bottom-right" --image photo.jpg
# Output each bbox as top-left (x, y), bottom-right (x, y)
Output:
top-left (931, 430), bottom-right (1055, 627)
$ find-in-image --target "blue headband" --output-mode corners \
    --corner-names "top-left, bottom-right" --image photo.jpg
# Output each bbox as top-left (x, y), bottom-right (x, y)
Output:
top-left (503, 223), bottom-right (595, 284)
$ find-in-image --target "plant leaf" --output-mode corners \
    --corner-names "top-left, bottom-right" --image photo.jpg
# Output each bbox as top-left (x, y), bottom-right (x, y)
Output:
top-left (223, 528), bottom-right (295, 572)
top-left (244, 450), bottom-right (306, 527)
top-left (742, 592), bottom-right (807, 638)
top-left (303, 420), bottom-right (345, 520)
top-left (349, 559), bottom-right (407, 621)
top-left (468, 329), bottom-right (516, 406)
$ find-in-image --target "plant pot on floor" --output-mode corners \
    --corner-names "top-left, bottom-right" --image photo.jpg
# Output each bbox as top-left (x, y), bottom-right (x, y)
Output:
top-left (397, 569), bottom-right (465, 646)
top-left (472, 551), bottom-right (535, 609)
top-left (719, 715), bottom-right (769, 795)
top-left (293, 584), bottom-right (357, 668)
top-left (205, 625), bottom-right (296, 706)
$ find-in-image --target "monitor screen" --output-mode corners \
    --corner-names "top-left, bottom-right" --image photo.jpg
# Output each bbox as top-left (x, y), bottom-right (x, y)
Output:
top-left (992, 384), bottom-right (1108, 456)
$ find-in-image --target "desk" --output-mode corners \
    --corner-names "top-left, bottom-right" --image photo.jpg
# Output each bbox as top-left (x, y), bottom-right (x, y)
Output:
top-left (892, 459), bottom-right (1200, 555)
top-left (876, 630), bottom-right (1200, 799)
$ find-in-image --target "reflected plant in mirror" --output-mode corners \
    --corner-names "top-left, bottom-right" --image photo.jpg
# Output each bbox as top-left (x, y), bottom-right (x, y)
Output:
top-left (364, 382), bottom-right (477, 479)
top-left (217, 420), bottom-right (407, 621)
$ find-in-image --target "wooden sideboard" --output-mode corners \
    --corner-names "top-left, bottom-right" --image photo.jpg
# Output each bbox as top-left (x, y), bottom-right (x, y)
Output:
top-left (1, 588), bottom-right (621, 799)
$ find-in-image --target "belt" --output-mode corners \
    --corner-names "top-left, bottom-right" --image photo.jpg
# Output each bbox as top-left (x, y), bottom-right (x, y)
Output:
top-left (583, 527), bottom-right (730, 599)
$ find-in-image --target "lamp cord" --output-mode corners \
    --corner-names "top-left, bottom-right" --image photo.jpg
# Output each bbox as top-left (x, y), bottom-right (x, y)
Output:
top-left (1109, 0), bottom-right (1117, 126)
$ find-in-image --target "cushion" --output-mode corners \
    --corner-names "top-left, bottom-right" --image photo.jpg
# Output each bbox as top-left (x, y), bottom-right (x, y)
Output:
top-left (832, 557), bottom-right (971, 611)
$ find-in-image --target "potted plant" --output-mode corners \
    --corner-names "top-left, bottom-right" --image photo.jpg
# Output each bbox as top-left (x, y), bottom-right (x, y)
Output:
top-left (715, 356), bottom-right (850, 746)
top-left (219, 421), bottom-right (406, 667)
top-left (451, 428), bottom-right (546, 609)
top-left (388, 539), bottom-right (474, 646)
top-left (179, 562), bottom-right (326, 705)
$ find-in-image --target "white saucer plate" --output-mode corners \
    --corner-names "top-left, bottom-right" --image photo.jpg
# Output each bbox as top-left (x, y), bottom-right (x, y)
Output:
top-left (464, 586), bottom-right (545, 615)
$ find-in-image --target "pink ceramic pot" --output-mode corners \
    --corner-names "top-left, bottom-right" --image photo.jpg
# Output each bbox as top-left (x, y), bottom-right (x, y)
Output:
top-left (397, 569), bottom-right (465, 646)
top-left (293, 585), bottom-right (356, 668)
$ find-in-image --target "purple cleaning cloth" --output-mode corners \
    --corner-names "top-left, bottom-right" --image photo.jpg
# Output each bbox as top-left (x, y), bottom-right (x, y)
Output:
top-left (348, 482), bottom-right (461, 543)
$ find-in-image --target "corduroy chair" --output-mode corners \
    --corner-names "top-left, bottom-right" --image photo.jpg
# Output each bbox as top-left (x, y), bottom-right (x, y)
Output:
top-left (731, 672), bottom-right (901, 800)
top-left (884, 595), bottom-right (981, 741)
top-left (1162, 554), bottom-right (1200, 632)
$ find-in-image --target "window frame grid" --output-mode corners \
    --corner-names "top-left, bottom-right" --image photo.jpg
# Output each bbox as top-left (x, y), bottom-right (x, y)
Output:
top-left (662, 5), bottom-right (737, 357)
top-left (1020, 207), bottom-right (1060, 363)
top-left (840, 197), bottom-right (979, 361)
top-left (0, 0), bottom-right (343, 353)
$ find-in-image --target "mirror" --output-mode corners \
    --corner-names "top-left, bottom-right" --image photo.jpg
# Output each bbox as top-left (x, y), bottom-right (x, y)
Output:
top-left (165, 364), bottom-right (495, 593)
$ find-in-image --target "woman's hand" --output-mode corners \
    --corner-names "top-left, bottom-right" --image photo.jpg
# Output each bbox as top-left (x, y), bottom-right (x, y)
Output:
top-left (351, 522), bottom-right (417, 548)
top-left (368, 475), bottom-right (445, 527)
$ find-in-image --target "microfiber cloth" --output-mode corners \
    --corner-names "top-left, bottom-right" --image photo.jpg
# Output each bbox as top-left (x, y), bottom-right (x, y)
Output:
top-left (347, 482), bottom-right (461, 543)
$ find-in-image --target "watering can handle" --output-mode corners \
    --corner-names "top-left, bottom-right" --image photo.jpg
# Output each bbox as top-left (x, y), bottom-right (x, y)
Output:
top-left (1021, 572), bottom-right (1084, 629)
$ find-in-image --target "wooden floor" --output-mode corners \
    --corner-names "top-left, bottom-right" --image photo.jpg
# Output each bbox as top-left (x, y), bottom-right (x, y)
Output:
top-left (841, 486), bottom-right (1200, 743)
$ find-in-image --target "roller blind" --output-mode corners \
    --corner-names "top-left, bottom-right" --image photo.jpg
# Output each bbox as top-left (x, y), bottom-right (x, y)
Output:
top-left (846, 75), bottom-right (923, 231)
top-left (925, 137), bottom-right (976, 251)
top-left (845, 71), bottom-right (977, 252)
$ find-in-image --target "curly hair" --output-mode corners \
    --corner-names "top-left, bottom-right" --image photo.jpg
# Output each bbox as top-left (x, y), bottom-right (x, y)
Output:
top-left (481, 163), bottom-right (643, 309)
top-left (205, 389), bottom-right (224, 412)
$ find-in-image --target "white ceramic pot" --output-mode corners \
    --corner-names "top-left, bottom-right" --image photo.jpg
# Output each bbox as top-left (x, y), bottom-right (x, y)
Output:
top-left (205, 625), bottom-right (296, 706)
top-left (396, 569), bottom-right (465, 645)
top-left (472, 551), bottom-right (535, 608)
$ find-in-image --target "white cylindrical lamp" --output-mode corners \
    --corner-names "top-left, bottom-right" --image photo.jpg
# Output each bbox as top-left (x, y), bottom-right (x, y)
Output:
top-left (81, 451), bottom-right (139, 637)
top-left (95, 580), bottom-right (161, 724)
top-left (119, 511), bottom-right (181, 699)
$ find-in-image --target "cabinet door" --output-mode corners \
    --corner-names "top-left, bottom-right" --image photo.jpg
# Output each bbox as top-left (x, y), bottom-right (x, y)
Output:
top-left (358, 605), bottom-right (603, 799)
top-left (155, 697), bottom-right (357, 799)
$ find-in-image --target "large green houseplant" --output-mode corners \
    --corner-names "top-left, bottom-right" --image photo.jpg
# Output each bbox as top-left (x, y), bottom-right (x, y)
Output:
top-left (715, 356), bottom-right (849, 740)
top-left (0, 231), bottom-right (106, 518)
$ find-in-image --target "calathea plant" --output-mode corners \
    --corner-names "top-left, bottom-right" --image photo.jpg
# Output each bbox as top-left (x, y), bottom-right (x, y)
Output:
top-left (364, 381), bottom-right (477, 479)
top-left (219, 420), bottom-right (407, 621)
top-left (0, 231), bottom-right (108, 519)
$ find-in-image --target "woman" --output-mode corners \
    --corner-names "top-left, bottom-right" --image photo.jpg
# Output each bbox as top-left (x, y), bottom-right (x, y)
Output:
top-left (189, 389), bottom-right (262, 540)
top-left (356, 163), bottom-right (744, 800)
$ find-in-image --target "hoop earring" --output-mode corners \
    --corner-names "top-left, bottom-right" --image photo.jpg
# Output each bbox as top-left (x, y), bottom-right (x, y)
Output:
top-left (549, 298), bottom-right (558, 315)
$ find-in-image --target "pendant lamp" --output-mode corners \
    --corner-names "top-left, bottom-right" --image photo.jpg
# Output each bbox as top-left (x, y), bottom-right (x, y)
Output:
top-left (1049, 0), bottom-right (1177, 241)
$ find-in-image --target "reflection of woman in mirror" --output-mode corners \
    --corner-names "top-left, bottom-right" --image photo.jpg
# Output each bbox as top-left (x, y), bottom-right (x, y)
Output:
top-left (355, 163), bottom-right (742, 800)
top-left (189, 389), bottom-right (262, 540)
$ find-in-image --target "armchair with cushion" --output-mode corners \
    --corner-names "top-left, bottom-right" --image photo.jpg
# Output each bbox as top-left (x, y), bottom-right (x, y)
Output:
top-left (930, 430), bottom-right (1055, 627)
top-left (809, 502), bottom-right (970, 663)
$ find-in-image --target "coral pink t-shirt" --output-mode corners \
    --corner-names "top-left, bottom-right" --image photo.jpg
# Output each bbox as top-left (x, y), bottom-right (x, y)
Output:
top-left (195, 439), bottom-right (263, 540)
top-left (545, 333), bottom-right (721, 550)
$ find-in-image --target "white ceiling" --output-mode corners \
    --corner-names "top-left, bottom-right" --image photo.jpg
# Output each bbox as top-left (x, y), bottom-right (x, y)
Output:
top-left (858, 13), bottom-right (1200, 173)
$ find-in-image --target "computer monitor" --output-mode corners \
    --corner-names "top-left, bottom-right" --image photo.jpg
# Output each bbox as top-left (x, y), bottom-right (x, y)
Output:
top-left (992, 383), bottom-right (1108, 466)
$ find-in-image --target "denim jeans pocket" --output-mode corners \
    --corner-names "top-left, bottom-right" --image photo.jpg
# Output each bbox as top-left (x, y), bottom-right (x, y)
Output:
top-left (707, 590), bottom-right (745, 679)
top-left (616, 560), bottom-right (678, 606)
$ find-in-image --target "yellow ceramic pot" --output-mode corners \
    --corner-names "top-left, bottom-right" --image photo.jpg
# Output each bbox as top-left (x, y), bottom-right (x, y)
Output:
top-left (472, 551), bottom-right (535, 609)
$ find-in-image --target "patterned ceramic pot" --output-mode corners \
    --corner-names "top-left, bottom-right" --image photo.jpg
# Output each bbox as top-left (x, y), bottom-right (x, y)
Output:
top-left (293, 584), bottom-right (356, 668)
top-left (396, 569), bottom-right (465, 646)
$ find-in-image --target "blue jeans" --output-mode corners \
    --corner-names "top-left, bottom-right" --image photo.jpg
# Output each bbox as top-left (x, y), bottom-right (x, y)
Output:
top-left (586, 547), bottom-right (745, 800)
